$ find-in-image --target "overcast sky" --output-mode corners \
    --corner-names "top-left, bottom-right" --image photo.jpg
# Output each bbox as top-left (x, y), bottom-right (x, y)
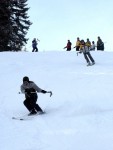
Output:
top-left (26, 0), bottom-right (113, 51)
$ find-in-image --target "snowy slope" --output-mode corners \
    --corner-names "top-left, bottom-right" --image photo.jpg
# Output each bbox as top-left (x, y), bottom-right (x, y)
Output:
top-left (0, 51), bottom-right (113, 150)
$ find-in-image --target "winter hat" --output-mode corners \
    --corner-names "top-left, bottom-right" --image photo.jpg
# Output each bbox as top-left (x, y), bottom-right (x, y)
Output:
top-left (23, 76), bottom-right (29, 82)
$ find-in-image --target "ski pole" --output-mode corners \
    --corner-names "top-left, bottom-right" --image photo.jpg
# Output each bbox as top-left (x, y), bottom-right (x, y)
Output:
top-left (47, 91), bottom-right (52, 97)
top-left (18, 91), bottom-right (52, 97)
top-left (18, 92), bottom-right (31, 97)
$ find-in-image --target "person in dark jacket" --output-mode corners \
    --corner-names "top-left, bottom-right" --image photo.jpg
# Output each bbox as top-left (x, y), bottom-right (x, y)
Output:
top-left (97, 36), bottom-right (104, 51)
top-left (32, 38), bottom-right (39, 52)
top-left (20, 76), bottom-right (52, 115)
top-left (64, 40), bottom-right (72, 51)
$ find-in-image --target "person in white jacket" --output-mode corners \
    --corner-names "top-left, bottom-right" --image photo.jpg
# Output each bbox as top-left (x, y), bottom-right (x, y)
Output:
top-left (80, 40), bottom-right (95, 66)
top-left (90, 41), bottom-right (96, 51)
top-left (21, 76), bottom-right (52, 115)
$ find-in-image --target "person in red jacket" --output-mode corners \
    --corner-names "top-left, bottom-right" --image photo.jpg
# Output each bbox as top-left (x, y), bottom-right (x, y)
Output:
top-left (64, 40), bottom-right (72, 51)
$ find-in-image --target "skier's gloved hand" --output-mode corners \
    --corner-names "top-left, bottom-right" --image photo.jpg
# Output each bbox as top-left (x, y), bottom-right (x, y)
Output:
top-left (41, 90), bottom-right (47, 94)
top-left (41, 90), bottom-right (52, 97)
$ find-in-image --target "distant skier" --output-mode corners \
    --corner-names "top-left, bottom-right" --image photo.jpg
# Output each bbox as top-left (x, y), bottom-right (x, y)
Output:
top-left (97, 36), bottom-right (104, 51)
top-left (73, 37), bottom-right (81, 51)
top-left (90, 41), bottom-right (96, 51)
top-left (20, 76), bottom-right (52, 115)
top-left (64, 40), bottom-right (72, 51)
top-left (79, 40), bottom-right (95, 66)
top-left (32, 38), bottom-right (40, 52)
top-left (85, 38), bottom-right (91, 49)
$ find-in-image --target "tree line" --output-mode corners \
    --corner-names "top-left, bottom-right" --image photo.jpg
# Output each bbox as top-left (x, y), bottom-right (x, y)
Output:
top-left (0, 0), bottom-right (32, 51)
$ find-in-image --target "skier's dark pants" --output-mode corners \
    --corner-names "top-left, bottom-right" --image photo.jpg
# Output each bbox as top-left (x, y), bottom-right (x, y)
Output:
top-left (83, 52), bottom-right (95, 63)
top-left (76, 46), bottom-right (80, 51)
top-left (66, 48), bottom-right (71, 51)
top-left (23, 93), bottom-right (42, 112)
top-left (32, 47), bottom-right (38, 52)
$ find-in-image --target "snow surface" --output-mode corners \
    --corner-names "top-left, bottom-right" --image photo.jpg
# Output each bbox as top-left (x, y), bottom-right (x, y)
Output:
top-left (1, 51), bottom-right (113, 150)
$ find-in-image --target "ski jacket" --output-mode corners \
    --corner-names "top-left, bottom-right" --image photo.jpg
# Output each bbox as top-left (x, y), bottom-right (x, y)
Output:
top-left (85, 41), bottom-right (91, 48)
top-left (81, 46), bottom-right (89, 53)
top-left (76, 40), bottom-right (81, 46)
top-left (66, 41), bottom-right (72, 49)
top-left (97, 39), bottom-right (103, 46)
top-left (21, 81), bottom-right (42, 94)
top-left (90, 44), bottom-right (95, 50)
top-left (32, 40), bottom-right (37, 48)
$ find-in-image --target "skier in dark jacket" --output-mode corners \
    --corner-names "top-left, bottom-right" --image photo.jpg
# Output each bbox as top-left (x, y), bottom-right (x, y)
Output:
top-left (32, 38), bottom-right (39, 52)
top-left (20, 76), bottom-right (52, 115)
top-left (97, 36), bottom-right (104, 51)
top-left (64, 40), bottom-right (72, 51)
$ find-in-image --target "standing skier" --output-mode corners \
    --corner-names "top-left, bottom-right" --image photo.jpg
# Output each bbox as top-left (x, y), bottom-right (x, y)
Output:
top-left (32, 38), bottom-right (39, 52)
top-left (85, 38), bottom-right (91, 49)
top-left (64, 40), bottom-right (72, 51)
top-left (90, 41), bottom-right (96, 51)
top-left (20, 76), bottom-right (52, 115)
top-left (97, 36), bottom-right (104, 51)
top-left (73, 37), bottom-right (81, 51)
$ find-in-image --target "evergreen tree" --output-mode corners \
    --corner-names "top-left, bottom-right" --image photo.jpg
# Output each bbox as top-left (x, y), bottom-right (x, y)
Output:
top-left (0, 0), bottom-right (32, 51)
top-left (0, 0), bottom-right (11, 51)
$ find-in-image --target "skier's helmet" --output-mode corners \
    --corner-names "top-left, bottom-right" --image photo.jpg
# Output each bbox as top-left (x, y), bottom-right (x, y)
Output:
top-left (23, 76), bottom-right (29, 82)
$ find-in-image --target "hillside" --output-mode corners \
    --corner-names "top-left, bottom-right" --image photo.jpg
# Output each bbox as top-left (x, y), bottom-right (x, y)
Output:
top-left (0, 51), bottom-right (113, 150)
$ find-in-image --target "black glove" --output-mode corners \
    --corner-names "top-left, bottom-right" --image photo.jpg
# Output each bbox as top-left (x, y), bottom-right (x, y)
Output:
top-left (41, 90), bottom-right (47, 94)
top-left (41, 90), bottom-right (52, 97)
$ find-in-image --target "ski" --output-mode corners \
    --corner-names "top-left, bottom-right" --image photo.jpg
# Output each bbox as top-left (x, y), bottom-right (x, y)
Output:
top-left (87, 64), bottom-right (92, 66)
top-left (12, 114), bottom-right (32, 120)
top-left (12, 111), bottom-right (46, 121)
top-left (87, 63), bottom-right (95, 66)
top-left (12, 117), bottom-right (25, 120)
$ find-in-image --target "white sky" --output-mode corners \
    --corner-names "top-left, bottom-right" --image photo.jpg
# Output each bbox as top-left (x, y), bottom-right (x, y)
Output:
top-left (1, 51), bottom-right (113, 150)
top-left (26, 0), bottom-right (113, 51)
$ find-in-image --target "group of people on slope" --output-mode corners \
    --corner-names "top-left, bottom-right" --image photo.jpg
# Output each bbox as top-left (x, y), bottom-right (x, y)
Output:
top-left (63, 36), bottom-right (104, 66)
top-left (32, 36), bottom-right (104, 53)
top-left (64, 36), bottom-right (104, 52)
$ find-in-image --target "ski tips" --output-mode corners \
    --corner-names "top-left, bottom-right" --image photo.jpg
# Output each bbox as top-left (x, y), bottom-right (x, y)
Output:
top-left (12, 117), bottom-right (24, 120)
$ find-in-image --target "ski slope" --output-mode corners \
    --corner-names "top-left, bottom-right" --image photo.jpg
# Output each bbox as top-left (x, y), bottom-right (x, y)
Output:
top-left (0, 51), bottom-right (113, 150)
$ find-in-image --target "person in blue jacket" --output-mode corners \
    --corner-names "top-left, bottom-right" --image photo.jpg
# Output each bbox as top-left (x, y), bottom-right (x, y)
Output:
top-left (32, 38), bottom-right (39, 52)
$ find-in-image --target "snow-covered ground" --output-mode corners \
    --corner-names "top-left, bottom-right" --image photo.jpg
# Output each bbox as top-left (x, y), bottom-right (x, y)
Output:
top-left (1, 51), bottom-right (113, 150)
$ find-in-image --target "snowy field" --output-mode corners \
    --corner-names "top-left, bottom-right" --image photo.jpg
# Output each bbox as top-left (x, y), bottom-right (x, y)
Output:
top-left (0, 51), bottom-right (113, 150)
